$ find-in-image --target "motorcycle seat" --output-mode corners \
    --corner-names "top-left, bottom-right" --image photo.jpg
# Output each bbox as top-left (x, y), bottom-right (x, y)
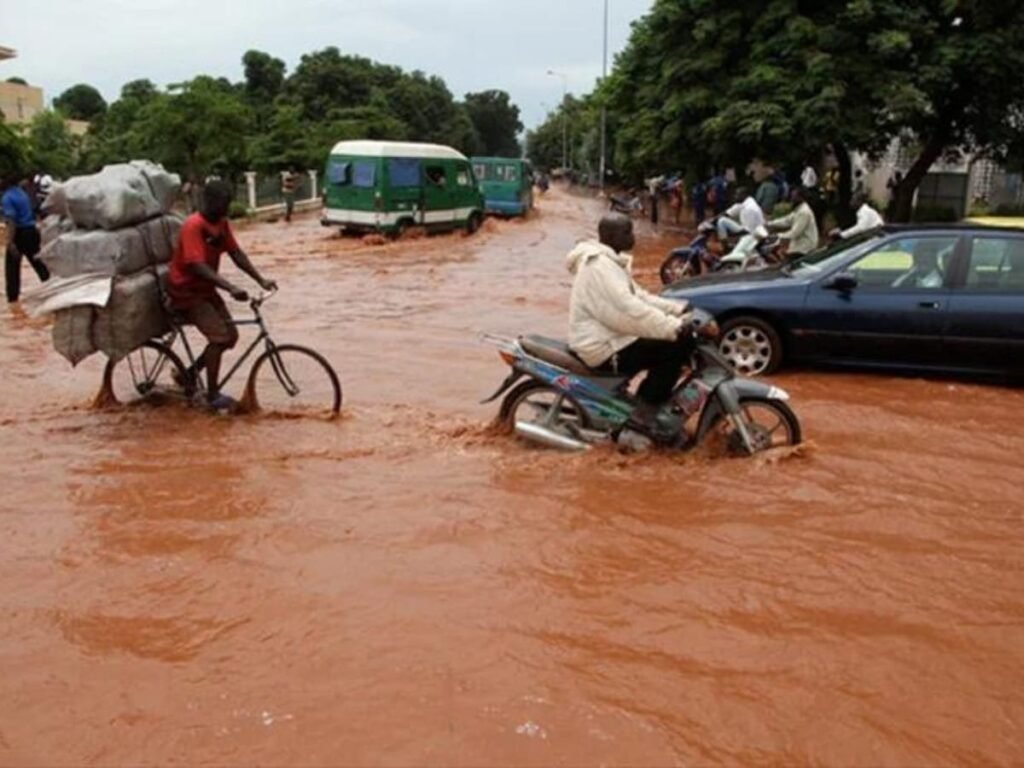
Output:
top-left (520, 335), bottom-right (593, 375)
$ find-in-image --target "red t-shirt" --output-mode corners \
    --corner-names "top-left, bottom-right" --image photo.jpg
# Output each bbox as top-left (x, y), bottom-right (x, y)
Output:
top-left (168, 213), bottom-right (240, 308)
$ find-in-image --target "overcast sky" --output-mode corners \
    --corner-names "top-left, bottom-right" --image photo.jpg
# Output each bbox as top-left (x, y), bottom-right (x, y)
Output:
top-left (2, 0), bottom-right (652, 129)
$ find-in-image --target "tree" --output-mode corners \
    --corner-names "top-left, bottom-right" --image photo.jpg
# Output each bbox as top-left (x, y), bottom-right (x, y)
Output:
top-left (54, 84), bottom-right (108, 121)
top-left (285, 47), bottom-right (402, 122)
top-left (243, 50), bottom-right (286, 105)
top-left (83, 79), bottom-right (161, 170)
top-left (0, 122), bottom-right (28, 179)
top-left (5, 77), bottom-right (27, 85)
top-left (28, 111), bottom-right (77, 177)
top-left (464, 90), bottom-right (522, 156)
top-left (605, 0), bottom-right (1024, 221)
top-left (136, 76), bottom-right (250, 180)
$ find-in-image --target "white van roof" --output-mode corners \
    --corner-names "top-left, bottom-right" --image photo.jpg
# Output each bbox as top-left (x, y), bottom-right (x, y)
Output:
top-left (329, 140), bottom-right (468, 161)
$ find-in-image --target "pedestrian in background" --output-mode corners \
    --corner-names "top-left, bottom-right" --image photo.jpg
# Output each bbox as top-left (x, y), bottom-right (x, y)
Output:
top-left (2, 174), bottom-right (50, 303)
top-left (281, 167), bottom-right (300, 223)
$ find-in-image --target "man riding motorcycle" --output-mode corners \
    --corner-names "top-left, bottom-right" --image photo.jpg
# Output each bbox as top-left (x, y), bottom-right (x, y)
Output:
top-left (567, 213), bottom-right (692, 439)
top-left (716, 189), bottom-right (765, 241)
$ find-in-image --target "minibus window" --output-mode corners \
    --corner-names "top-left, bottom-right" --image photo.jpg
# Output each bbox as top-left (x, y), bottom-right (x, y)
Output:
top-left (352, 161), bottom-right (376, 188)
top-left (327, 161), bottom-right (351, 185)
top-left (388, 158), bottom-right (422, 187)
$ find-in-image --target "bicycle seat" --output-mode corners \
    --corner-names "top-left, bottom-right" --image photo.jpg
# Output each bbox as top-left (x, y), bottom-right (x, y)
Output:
top-left (520, 335), bottom-right (593, 375)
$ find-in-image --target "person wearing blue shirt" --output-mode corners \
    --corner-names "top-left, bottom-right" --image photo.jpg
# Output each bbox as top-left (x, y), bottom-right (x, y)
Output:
top-left (2, 174), bottom-right (49, 303)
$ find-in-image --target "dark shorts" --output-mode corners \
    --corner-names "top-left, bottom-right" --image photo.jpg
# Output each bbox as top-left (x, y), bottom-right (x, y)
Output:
top-left (182, 295), bottom-right (238, 348)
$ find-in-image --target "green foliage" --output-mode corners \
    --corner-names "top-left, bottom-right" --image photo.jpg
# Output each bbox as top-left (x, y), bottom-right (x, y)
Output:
top-left (0, 122), bottom-right (29, 179)
top-left (601, 0), bottom-right (1024, 211)
top-left (5, 77), bottom-right (27, 85)
top-left (464, 90), bottom-right (522, 157)
top-left (228, 200), bottom-right (249, 220)
top-left (53, 84), bottom-right (107, 121)
top-left (28, 111), bottom-right (77, 177)
top-left (526, 94), bottom-right (608, 179)
top-left (47, 48), bottom-right (516, 183)
top-left (135, 76), bottom-right (250, 180)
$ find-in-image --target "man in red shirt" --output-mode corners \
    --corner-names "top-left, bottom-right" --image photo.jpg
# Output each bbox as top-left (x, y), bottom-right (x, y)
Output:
top-left (168, 180), bottom-right (276, 409)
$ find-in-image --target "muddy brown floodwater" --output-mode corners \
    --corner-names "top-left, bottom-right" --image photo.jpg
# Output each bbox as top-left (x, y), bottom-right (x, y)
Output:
top-left (1, 189), bottom-right (1022, 766)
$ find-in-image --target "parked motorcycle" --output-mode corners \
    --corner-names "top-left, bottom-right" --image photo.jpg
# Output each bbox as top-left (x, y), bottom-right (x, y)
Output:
top-left (482, 309), bottom-right (801, 455)
top-left (609, 191), bottom-right (645, 217)
top-left (659, 222), bottom-right (785, 285)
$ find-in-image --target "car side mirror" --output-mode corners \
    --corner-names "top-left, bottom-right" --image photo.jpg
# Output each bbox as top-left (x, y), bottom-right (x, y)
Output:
top-left (826, 272), bottom-right (858, 292)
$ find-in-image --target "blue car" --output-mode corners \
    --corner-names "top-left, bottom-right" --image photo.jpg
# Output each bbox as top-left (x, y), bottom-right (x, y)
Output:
top-left (661, 225), bottom-right (1024, 378)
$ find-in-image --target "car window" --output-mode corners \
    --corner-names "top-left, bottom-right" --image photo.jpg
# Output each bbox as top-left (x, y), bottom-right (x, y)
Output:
top-left (848, 236), bottom-right (957, 290)
top-left (785, 231), bottom-right (884, 275)
top-left (964, 236), bottom-right (1024, 292)
top-left (472, 163), bottom-right (488, 181)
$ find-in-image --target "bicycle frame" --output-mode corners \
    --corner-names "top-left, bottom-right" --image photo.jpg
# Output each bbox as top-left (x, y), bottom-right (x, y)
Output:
top-left (169, 296), bottom-right (279, 394)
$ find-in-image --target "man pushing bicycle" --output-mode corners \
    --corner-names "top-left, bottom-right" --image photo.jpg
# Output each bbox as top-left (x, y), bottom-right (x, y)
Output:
top-left (167, 180), bottom-right (277, 411)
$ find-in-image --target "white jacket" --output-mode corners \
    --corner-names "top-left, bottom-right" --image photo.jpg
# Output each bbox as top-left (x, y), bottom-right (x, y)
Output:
top-left (566, 240), bottom-right (687, 367)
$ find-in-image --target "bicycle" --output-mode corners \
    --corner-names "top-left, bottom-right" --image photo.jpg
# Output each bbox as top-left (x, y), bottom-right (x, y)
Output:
top-left (102, 290), bottom-right (343, 417)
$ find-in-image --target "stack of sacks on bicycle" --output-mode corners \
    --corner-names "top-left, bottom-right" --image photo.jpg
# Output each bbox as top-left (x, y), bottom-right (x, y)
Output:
top-left (33, 161), bottom-right (183, 365)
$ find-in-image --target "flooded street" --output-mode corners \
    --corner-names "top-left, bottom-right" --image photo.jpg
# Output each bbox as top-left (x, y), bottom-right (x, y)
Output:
top-left (1, 189), bottom-right (1022, 766)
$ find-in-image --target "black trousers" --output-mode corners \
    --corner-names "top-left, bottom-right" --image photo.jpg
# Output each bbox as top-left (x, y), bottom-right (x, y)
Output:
top-left (601, 336), bottom-right (692, 406)
top-left (6, 226), bottom-right (49, 302)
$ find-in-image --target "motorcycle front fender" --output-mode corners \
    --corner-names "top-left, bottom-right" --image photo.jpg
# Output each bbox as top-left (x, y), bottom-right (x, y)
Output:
top-left (693, 377), bottom-right (790, 443)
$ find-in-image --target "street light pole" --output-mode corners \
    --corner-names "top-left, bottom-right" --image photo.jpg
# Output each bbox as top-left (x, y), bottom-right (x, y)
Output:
top-left (599, 0), bottom-right (609, 194)
top-left (547, 69), bottom-right (568, 171)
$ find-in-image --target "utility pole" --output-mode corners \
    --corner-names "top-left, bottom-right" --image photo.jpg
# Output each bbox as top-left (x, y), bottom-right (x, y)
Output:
top-left (547, 69), bottom-right (568, 171)
top-left (599, 0), bottom-right (609, 194)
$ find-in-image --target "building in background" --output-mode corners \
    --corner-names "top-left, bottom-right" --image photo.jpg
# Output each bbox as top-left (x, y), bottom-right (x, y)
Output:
top-left (0, 46), bottom-right (45, 127)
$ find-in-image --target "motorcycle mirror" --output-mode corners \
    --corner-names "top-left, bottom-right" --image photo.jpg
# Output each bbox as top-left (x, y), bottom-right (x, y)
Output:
top-left (825, 272), bottom-right (859, 292)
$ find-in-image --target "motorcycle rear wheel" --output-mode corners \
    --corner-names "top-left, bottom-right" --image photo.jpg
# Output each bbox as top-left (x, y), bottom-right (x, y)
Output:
top-left (500, 381), bottom-right (592, 431)
top-left (708, 397), bottom-right (801, 456)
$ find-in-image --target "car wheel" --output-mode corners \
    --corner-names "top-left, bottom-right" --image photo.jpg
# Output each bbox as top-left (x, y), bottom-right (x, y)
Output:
top-left (466, 211), bottom-right (483, 235)
top-left (718, 316), bottom-right (783, 376)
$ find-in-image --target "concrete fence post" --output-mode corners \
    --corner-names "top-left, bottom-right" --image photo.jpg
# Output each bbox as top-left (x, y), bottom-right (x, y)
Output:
top-left (244, 171), bottom-right (258, 211)
top-left (308, 170), bottom-right (319, 201)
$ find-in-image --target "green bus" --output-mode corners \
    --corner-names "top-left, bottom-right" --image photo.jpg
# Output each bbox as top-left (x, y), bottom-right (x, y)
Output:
top-left (321, 141), bottom-right (485, 236)
top-left (471, 157), bottom-right (534, 217)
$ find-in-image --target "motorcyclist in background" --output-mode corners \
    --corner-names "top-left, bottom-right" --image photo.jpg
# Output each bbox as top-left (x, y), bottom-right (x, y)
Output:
top-left (716, 188), bottom-right (765, 242)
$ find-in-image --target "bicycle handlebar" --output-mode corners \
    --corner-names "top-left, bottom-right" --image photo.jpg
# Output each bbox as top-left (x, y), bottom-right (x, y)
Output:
top-left (250, 285), bottom-right (278, 310)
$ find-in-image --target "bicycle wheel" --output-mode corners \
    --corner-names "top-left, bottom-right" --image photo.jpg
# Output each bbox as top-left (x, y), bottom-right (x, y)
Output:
top-left (101, 341), bottom-right (191, 406)
top-left (245, 344), bottom-right (342, 417)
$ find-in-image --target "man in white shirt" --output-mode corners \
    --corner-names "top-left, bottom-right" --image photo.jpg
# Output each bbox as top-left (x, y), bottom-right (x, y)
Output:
top-left (716, 190), bottom-right (765, 240)
top-left (831, 194), bottom-right (884, 240)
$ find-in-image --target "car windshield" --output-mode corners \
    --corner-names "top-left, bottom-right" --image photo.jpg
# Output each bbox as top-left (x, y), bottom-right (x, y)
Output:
top-left (785, 231), bottom-right (885, 275)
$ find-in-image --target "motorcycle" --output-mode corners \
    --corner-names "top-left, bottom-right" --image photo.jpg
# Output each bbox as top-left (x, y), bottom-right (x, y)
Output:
top-left (659, 221), bottom-right (785, 285)
top-left (481, 309), bottom-right (801, 455)
top-left (609, 191), bottom-right (645, 217)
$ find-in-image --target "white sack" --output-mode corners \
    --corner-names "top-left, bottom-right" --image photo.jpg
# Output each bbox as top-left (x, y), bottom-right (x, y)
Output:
top-left (64, 162), bottom-right (181, 230)
top-left (41, 214), bottom-right (182, 278)
top-left (22, 273), bottom-right (113, 318)
top-left (92, 267), bottom-right (171, 361)
top-left (52, 305), bottom-right (97, 366)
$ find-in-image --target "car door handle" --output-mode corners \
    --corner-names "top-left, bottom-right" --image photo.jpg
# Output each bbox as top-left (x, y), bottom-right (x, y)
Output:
top-left (918, 301), bottom-right (942, 310)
